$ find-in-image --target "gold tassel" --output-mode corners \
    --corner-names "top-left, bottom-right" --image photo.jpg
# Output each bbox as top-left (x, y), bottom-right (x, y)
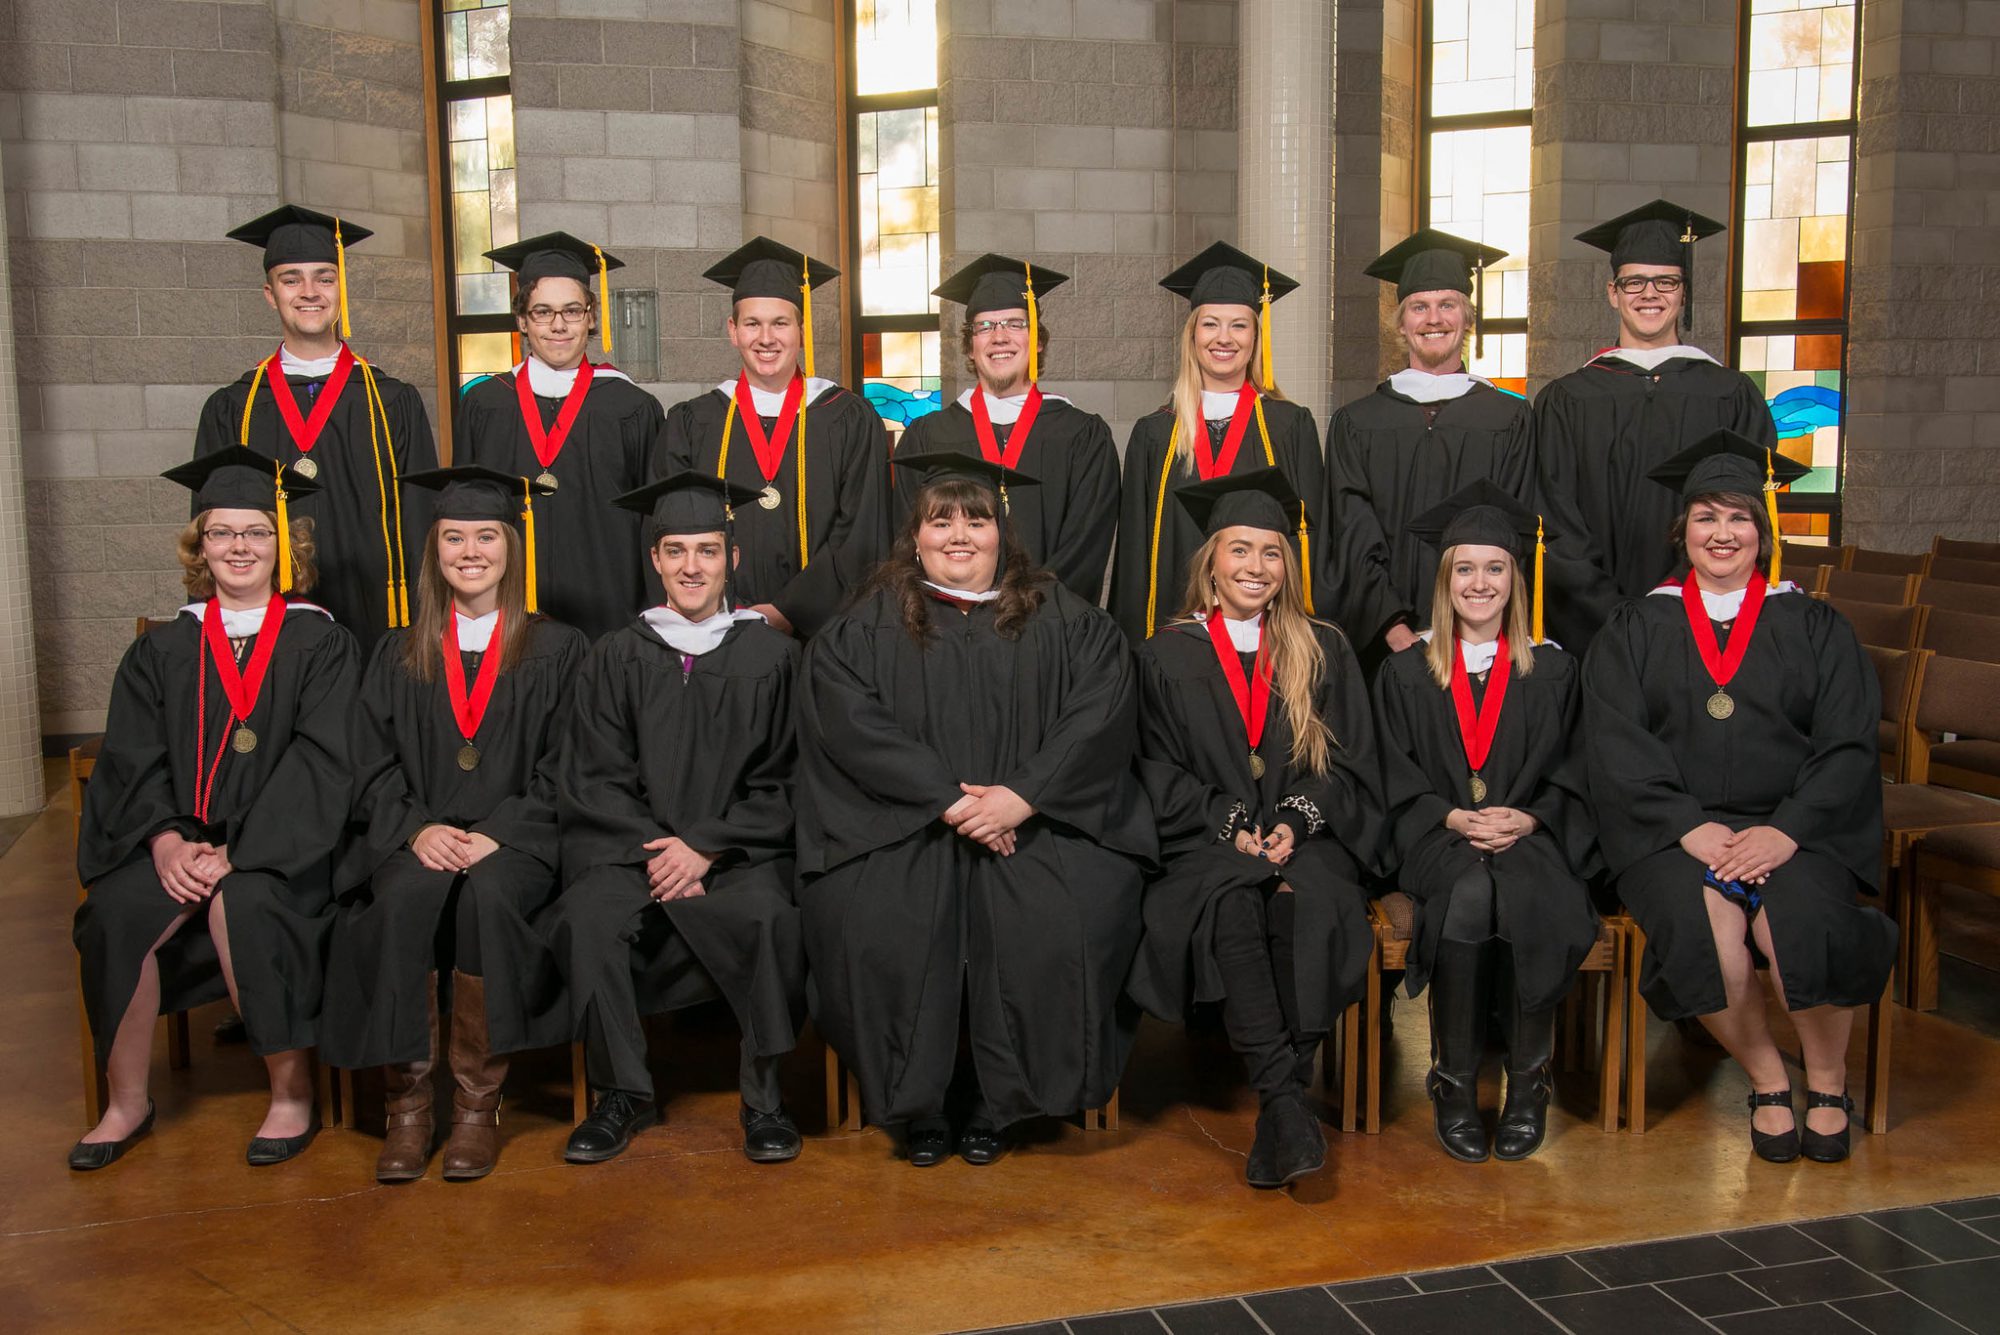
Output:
top-left (1259, 265), bottom-right (1273, 392)
top-left (1764, 449), bottom-right (1783, 585)
top-left (800, 258), bottom-right (816, 380)
top-left (594, 245), bottom-right (612, 357)
top-left (239, 360), bottom-right (267, 446)
top-left (1533, 515), bottom-right (1546, 644)
top-left (1473, 261), bottom-right (1485, 362)
top-left (273, 461), bottom-right (294, 594)
top-left (522, 478), bottom-right (540, 613)
top-left (1145, 421), bottom-right (1179, 637)
top-left (1025, 262), bottom-right (1039, 385)
top-left (335, 219), bottom-right (351, 340)
top-left (796, 398), bottom-right (810, 564)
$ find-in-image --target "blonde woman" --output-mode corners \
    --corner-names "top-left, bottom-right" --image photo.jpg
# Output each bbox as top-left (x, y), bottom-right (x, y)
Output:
top-left (1371, 481), bottom-right (1598, 1163)
top-left (1128, 469), bottom-right (1382, 1189)
top-left (1109, 243), bottom-right (1326, 642)
top-left (72, 454), bottom-right (356, 1170)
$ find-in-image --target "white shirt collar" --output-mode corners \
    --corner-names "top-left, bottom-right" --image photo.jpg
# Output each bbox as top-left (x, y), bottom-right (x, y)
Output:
top-left (714, 376), bottom-right (837, 415)
top-left (1648, 579), bottom-right (1802, 618)
top-left (1596, 344), bottom-right (1719, 372)
top-left (179, 600), bottom-right (331, 636)
top-left (1387, 368), bottom-right (1490, 404)
top-left (1200, 388), bottom-right (1253, 420)
top-left (952, 386), bottom-right (1069, 424)
top-left (640, 605), bottom-right (766, 657)
top-left (454, 609), bottom-right (499, 652)
top-left (279, 344), bottom-right (344, 378)
top-left (1459, 637), bottom-right (1501, 674)
top-left (1220, 613), bottom-right (1262, 652)
top-left (921, 580), bottom-right (1003, 604)
top-left (519, 355), bottom-right (633, 396)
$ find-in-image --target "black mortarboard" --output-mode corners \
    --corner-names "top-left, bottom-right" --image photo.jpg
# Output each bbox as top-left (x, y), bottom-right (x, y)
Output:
top-left (227, 205), bottom-right (372, 338)
top-left (162, 451), bottom-right (321, 594)
top-left (1172, 466), bottom-right (1301, 539)
top-left (1366, 228), bottom-right (1509, 356)
top-left (487, 231), bottom-right (624, 357)
top-left (1576, 198), bottom-right (1726, 332)
top-left (401, 465), bottom-right (553, 526)
top-left (613, 472), bottom-right (765, 609)
top-left (703, 236), bottom-right (839, 377)
top-left (1159, 242), bottom-right (1298, 311)
top-left (1648, 428), bottom-right (1809, 502)
top-left (1407, 479), bottom-right (1554, 641)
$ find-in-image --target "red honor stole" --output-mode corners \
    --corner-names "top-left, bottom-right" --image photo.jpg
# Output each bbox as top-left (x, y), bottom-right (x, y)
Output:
top-left (1206, 608), bottom-right (1272, 778)
top-left (516, 360), bottom-right (595, 475)
top-left (732, 372), bottom-right (805, 484)
top-left (1449, 635), bottom-right (1511, 804)
top-left (970, 386), bottom-right (1043, 470)
top-left (1682, 570), bottom-right (1766, 720)
top-left (1193, 382), bottom-right (1259, 480)
top-left (192, 596), bottom-right (287, 821)
top-left (443, 610), bottom-right (505, 769)
top-left (262, 345), bottom-right (355, 461)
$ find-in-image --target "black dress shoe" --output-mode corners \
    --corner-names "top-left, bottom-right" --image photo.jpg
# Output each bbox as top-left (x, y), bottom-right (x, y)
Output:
top-left (246, 1115), bottom-right (320, 1166)
top-left (957, 1123), bottom-right (1007, 1166)
top-left (68, 1101), bottom-right (156, 1172)
top-left (1263, 1091), bottom-right (1325, 1186)
top-left (213, 1010), bottom-right (247, 1044)
top-left (1748, 1088), bottom-right (1800, 1164)
top-left (565, 1089), bottom-right (658, 1164)
top-left (905, 1116), bottom-right (952, 1167)
top-left (1801, 1090), bottom-right (1854, 1163)
top-left (741, 1103), bottom-right (801, 1164)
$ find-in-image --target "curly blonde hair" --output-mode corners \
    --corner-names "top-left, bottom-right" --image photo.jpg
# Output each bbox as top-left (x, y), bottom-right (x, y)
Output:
top-left (176, 510), bottom-right (317, 599)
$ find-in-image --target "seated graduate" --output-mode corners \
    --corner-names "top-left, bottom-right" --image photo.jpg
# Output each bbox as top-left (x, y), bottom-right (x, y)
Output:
top-left (1583, 431), bottom-right (1895, 1165)
top-left (71, 454), bottom-right (358, 1171)
top-left (544, 472), bottom-right (807, 1167)
top-left (322, 465), bottom-right (585, 1184)
top-left (1126, 468), bottom-right (1382, 1190)
top-left (1371, 482), bottom-right (1598, 1164)
top-left (797, 454), bottom-right (1155, 1167)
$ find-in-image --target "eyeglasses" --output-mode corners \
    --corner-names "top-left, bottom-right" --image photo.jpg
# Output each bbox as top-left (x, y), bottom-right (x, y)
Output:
top-left (972, 318), bottom-right (1031, 335)
top-left (202, 526), bottom-right (276, 546)
top-left (1613, 274), bottom-right (1685, 294)
top-left (525, 304), bottom-right (590, 326)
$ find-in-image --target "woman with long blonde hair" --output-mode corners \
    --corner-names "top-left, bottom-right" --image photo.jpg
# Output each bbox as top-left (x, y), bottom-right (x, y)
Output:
top-left (1108, 243), bottom-right (1327, 642)
top-left (1128, 469), bottom-right (1383, 1190)
top-left (1372, 480), bottom-right (1598, 1163)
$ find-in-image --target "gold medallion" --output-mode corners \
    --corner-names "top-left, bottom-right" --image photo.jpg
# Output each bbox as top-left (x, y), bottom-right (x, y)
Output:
top-left (535, 470), bottom-right (559, 492)
top-left (457, 743), bottom-right (480, 772)
top-left (1248, 753), bottom-right (1266, 780)
top-left (758, 484), bottom-right (782, 511)
top-left (1706, 690), bottom-right (1735, 720)
top-left (232, 726), bottom-right (257, 754)
top-left (1469, 774), bottom-right (1488, 803)
top-left (292, 456), bottom-right (319, 480)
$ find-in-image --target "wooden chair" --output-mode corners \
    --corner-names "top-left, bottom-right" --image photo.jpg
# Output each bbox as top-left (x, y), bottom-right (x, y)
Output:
top-left (1867, 645), bottom-right (1927, 781)
top-left (1779, 540), bottom-right (1852, 576)
top-left (1934, 535), bottom-right (2000, 563)
top-left (1898, 654), bottom-right (2000, 1008)
top-left (1821, 595), bottom-right (1925, 652)
top-left (1926, 555), bottom-right (2000, 587)
top-left (1908, 825), bottom-right (2000, 1022)
top-left (1620, 917), bottom-right (1893, 1135)
top-left (1915, 578), bottom-right (2000, 617)
top-left (1818, 568), bottom-right (1920, 605)
top-left (1356, 892), bottom-right (1626, 1136)
top-left (1920, 607), bottom-right (2000, 665)
top-left (1849, 548), bottom-right (1928, 577)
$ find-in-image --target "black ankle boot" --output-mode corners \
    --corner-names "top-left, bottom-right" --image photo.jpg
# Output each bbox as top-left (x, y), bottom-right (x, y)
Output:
top-left (1427, 940), bottom-right (1491, 1163)
top-left (1493, 950), bottom-right (1555, 1161)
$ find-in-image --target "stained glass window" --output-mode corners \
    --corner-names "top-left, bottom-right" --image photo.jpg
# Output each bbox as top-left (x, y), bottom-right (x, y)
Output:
top-left (1421, 1), bottom-right (1532, 395)
top-left (1733, 0), bottom-right (1858, 534)
top-left (436, 2), bottom-right (518, 398)
top-left (855, 0), bottom-right (938, 98)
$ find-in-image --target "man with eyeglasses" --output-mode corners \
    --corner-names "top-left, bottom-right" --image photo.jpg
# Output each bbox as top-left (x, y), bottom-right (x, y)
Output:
top-left (889, 254), bottom-right (1120, 603)
top-left (1534, 199), bottom-right (1778, 654)
top-left (194, 206), bottom-right (436, 657)
top-left (457, 232), bottom-right (665, 639)
top-left (660, 237), bottom-right (888, 640)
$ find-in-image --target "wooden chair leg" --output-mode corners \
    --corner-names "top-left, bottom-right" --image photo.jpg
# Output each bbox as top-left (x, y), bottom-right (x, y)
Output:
top-left (823, 1044), bottom-right (841, 1129)
top-left (1865, 974), bottom-right (1893, 1135)
top-left (338, 1068), bottom-right (356, 1132)
top-left (314, 1053), bottom-right (337, 1128)
top-left (1365, 935), bottom-right (1385, 1135)
top-left (1599, 930), bottom-right (1627, 1134)
top-left (79, 983), bottom-right (104, 1128)
top-left (1099, 1088), bottom-right (1119, 1132)
top-left (166, 1011), bottom-right (191, 1070)
top-left (844, 1063), bottom-right (862, 1131)
top-left (571, 1042), bottom-right (590, 1125)
top-left (1561, 983), bottom-right (1583, 1072)
top-left (1909, 861), bottom-right (1941, 1012)
top-left (822, 1044), bottom-right (863, 1131)
top-left (1625, 920), bottom-right (1648, 1134)
top-left (1339, 999), bottom-right (1361, 1134)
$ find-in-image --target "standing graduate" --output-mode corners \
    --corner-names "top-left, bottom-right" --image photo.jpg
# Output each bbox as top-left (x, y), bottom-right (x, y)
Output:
top-left (71, 454), bottom-right (357, 1170)
top-left (1584, 431), bottom-right (1894, 1165)
top-left (544, 472), bottom-right (807, 1167)
top-left (891, 254), bottom-right (1120, 602)
top-left (660, 237), bottom-right (889, 639)
top-left (196, 205), bottom-right (437, 656)
top-left (1536, 200), bottom-right (1777, 656)
top-left (1326, 231), bottom-right (1536, 665)
top-left (1127, 469), bottom-right (1383, 1189)
top-left (322, 465), bottom-right (585, 1183)
top-left (457, 232), bottom-right (664, 640)
top-left (1109, 243), bottom-right (1327, 642)
top-left (797, 454), bottom-right (1155, 1166)
top-left (1371, 481), bottom-right (1598, 1163)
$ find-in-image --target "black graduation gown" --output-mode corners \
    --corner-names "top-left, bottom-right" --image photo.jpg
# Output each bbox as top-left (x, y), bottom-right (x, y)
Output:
top-left (796, 584), bottom-right (1157, 1126)
top-left (1582, 589), bottom-right (1896, 1020)
top-left (1372, 642), bottom-right (1599, 1009)
top-left (543, 618), bottom-right (805, 1066)
top-left (891, 396), bottom-right (1121, 603)
top-left (456, 370), bottom-right (664, 640)
top-left (320, 617), bottom-right (586, 1067)
top-left (1127, 620), bottom-right (1384, 1032)
top-left (195, 359), bottom-right (437, 656)
top-left (1108, 398), bottom-right (1327, 642)
top-left (1325, 382), bottom-right (1536, 651)
top-left (1535, 354), bottom-right (1776, 655)
top-left (73, 608), bottom-right (358, 1060)
top-left (661, 385), bottom-right (890, 638)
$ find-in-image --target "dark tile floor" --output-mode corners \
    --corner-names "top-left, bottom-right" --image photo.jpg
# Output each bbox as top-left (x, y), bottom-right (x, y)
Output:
top-left (978, 1197), bottom-right (2000, 1335)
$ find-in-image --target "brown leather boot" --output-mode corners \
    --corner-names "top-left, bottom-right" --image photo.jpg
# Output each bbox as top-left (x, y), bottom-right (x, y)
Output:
top-left (375, 972), bottom-right (438, 1183)
top-left (441, 971), bottom-right (506, 1181)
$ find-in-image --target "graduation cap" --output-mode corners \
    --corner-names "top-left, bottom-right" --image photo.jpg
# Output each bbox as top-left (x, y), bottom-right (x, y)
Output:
top-left (1575, 198), bottom-right (1727, 333)
top-left (703, 237), bottom-right (841, 380)
top-left (1648, 428), bottom-right (1808, 583)
top-left (162, 451), bottom-right (322, 595)
top-left (401, 465), bottom-right (558, 613)
top-left (1159, 243), bottom-right (1300, 393)
top-left (612, 472), bottom-right (765, 610)
top-left (935, 254), bottom-right (1070, 385)
top-left (227, 205), bottom-right (373, 340)
top-left (486, 231), bottom-right (625, 358)
top-left (1407, 479), bottom-right (1554, 644)
top-left (1172, 466), bottom-right (1301, 539)
top-left (893, 451), bottom-right (1041, 585)
top-left (1365, 229), bottom-right (1510, 359)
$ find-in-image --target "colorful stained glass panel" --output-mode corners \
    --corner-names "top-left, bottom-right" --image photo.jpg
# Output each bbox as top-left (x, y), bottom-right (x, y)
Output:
top-left (1428, 0), bottom-right (1534, 117)
top-left (855, 0), bottom-right (938, 97)
top-left (1739, 133), bottom-right (1848, 324)
top-left (863, 332), bottom-right (943, 441)
top-left (447, 91), bottom-right (517, 317)
top-left (445, 0), bottom-right (511, 83)
top-left (857, 107), bottom-right (940, 318)
top-left (457, 331), bottom-right (516, 392)
top-left (1746, 0), bottom-right (1855, 128)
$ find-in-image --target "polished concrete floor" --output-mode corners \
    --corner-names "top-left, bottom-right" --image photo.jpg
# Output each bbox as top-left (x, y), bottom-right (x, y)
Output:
top-left (6, 771), bottom-right (2000, 1334)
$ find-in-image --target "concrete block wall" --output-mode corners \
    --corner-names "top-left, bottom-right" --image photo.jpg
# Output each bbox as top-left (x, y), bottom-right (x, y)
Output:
top-left (1328, 0), bottom-right (1416, 410)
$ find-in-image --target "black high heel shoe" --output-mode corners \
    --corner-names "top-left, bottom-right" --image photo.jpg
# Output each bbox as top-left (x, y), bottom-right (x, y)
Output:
top-left (1802, 1090), bottom-right (1854, 1163)
top-left (1748, 1088), bottom-right (1799, 1163)
top-left (68, 1100), bottom-right (156, 1172)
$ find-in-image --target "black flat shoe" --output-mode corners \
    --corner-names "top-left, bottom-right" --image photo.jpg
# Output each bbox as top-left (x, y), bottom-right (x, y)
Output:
top-left (565, 1089), bottom-right (658, 1164)
top-left (1264, 1091), bottom-right (1326, 1187)
top-left (905, 1117), bottom-right (952, 1167)
top-left (1802, 1090), bottom-right (1854, 1163)
top-left (741, 1103), bottom-right (801, 1164)
top-left (68, 1101), bottom-right (156, 1172)
top-left (246, 1115), bottom-right (319, 1166)
top-left (957, 1123), bottom-right (1007, 1166)
top-left (1748, 1088), bottom-right (1799, 1164)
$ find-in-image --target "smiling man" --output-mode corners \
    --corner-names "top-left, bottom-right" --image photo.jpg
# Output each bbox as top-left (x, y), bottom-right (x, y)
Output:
top-left (194, 206), bottom-right (437, 656)
top-left (1534, 200), bottom-right (1778, 656)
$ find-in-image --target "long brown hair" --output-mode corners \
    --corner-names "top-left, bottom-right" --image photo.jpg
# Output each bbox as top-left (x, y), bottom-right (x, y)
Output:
top-left (866, 477), bottom-right (1049, 642)
top-left (177, 510), bottom-right (317, 599)
top-left (1174, 529), bottom-right (1334, 776)
top-left (401, 519), bottom-right (533, 681)
top-left (1422, 546), bottom-right (1538, 688)
top-left (1669, 490), bottom-right (1772, 571)
top-left (1168, 308), bottom-right (1289, 477)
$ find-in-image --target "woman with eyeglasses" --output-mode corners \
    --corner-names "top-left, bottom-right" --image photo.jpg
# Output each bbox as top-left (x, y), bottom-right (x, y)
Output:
top-left (70, 455), bottom-right (358, 1170)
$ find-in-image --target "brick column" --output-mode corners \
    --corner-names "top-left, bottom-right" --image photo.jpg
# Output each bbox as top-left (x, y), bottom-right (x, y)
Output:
top-left (0, 139), bottom-right (44, 814)
top-left (1328, 0), bottom-right (1416, 410)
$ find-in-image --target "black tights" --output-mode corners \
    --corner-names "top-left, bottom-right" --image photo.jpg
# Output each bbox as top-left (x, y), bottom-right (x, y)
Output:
top-left (1213, 885), bottom-right (1305, 1102)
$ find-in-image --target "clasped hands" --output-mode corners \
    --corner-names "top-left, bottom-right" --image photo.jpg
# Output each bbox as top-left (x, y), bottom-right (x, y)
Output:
top-left (1681, 821), bottom-right (1797, 886)
top-left (1232, 824), bottom-right (1295, 865)
top-left (943, 782), bottom-right (1034, 856)
top-left (1446, 806), bottom-right (1538, 854)
top-left (150, 830), bottom-right (234, 904)
top-left (643, 835), bottom-right (715, 901)
top-left (410, 824), bottom-right (500, 874)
